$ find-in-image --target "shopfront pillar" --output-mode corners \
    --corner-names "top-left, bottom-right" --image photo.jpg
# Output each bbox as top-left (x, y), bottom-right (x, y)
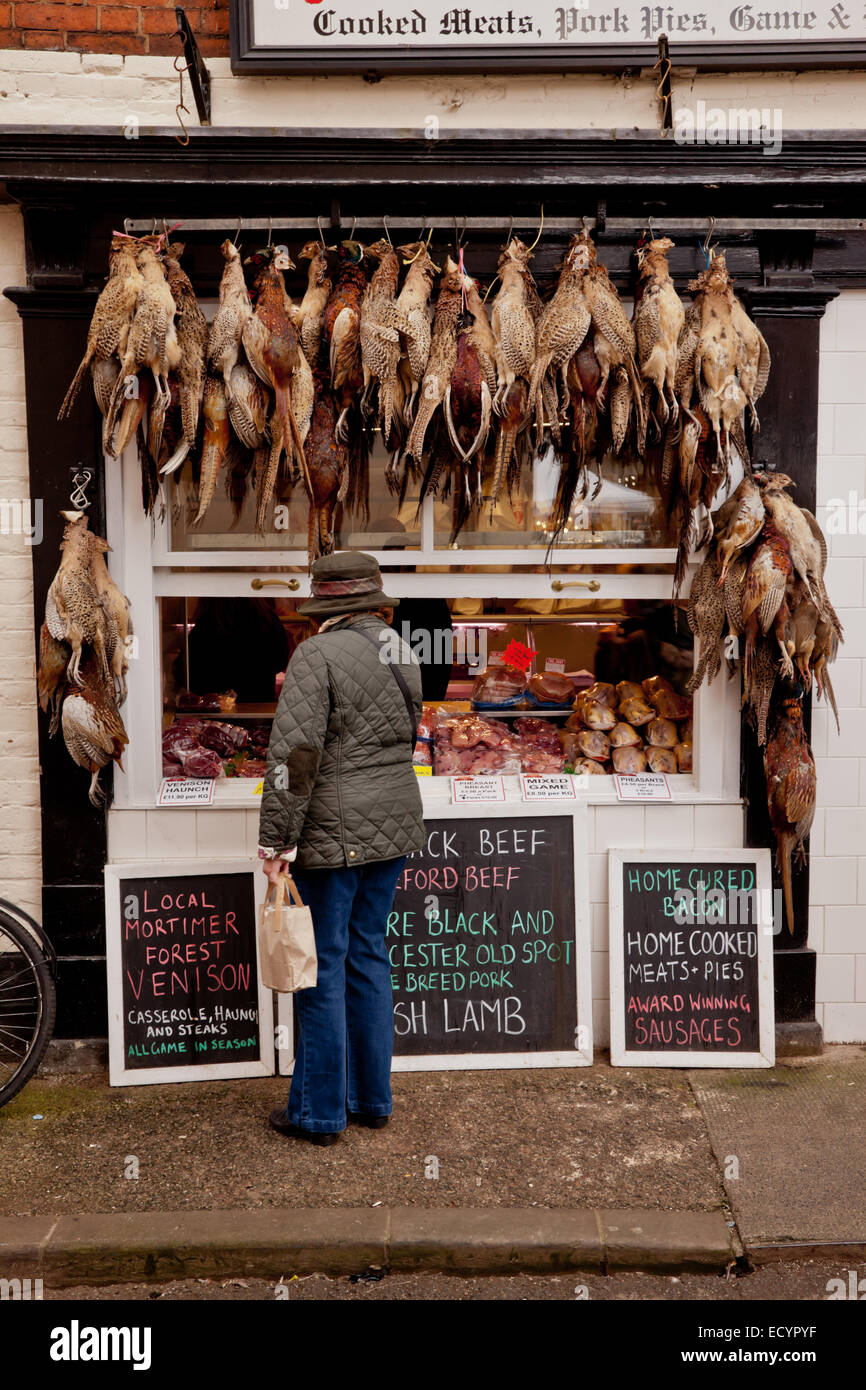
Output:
top-left (742, 236), bottom-right (838, 1055)
top-left (4, 199), bottom-right (107, 1038)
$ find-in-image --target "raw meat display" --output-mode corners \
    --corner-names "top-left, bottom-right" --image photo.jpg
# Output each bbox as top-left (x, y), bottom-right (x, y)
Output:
top-left (236, 759), bottom-right (267, 778)
top-left (174, 743), bottom-right (224, 779)
top-left (567, 699), bottom-right (616, 732)
top-left (577, 729), bottom-right (611, 761)
top-left (646, 717), bottom-right (678, 748)
top-left (526, 671), bottom-right (574, 706)
top-left (513, 717), bottom-right (562, 751)
top-left (646, 746), bottom-right (677, 774)
top-left (471, 666), bottom-right (526, 707)
top-left (162, 716), bottom-right (266, 780)
top-left (609, 722), bottom-right (641, 747)
top-left (176, 690), bottom-right (223, 712)
top-left (199, 720), bottom-right (249, 756)
top-left (612, 745), bottom-right (648, 774)
top-left (643, 676), bottom-right (692, 720)
top-left (583, 681), bottom-right (618, 709)
top-left (557, 670), bottom-right (693, 777)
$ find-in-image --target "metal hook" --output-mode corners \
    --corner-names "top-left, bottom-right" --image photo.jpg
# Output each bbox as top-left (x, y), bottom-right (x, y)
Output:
top-left (348, 215), bottom-right (357, 240)
top-left (453, 214), bottom-right (467, 251)
top-left (701, 216), bottom-right (716, 265)
top-left (233, 216), bottom-right (243, 246)
top-left (527, 204), bottom-right (545, 253)
top-left (502, 216), bottom-right (514, 249)
top-left (316, 214), bottom-right (326, 249)
top-left (648, 215), bottom-right (657, 240)
top-left (173, 55), bottom-right (190, 147)
top-left (383, 214), bottom-right (393, 246)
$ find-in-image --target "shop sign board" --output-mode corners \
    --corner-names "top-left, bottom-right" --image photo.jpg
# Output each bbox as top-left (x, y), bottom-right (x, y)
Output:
top-left (388, 804), bottom-right (592, 1069)
top-left (520, 773), bottom-right (577, 800)
top-left (231, 0), bottom-right (866, 73)
top-left (104, 861), bottom-right (275, 1086)
top-left (451, 775), bottom-right (506, 803)
top-left (157, 778), bottom-right (215, 806)
top-left (608, 849), bottom-right (775, 1068)
top-left (615, 772), bottom-right (671, 801)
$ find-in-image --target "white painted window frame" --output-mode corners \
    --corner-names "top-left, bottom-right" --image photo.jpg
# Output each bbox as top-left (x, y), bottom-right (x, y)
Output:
top-left (107, 445), bottom-right (741, 810)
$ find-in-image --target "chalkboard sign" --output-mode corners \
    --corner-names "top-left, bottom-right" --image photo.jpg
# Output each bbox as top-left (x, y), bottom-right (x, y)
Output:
top-left (608, 850), bottom-right (775, 1068)
top-left (388, 805), bottom-right (592, 1070)
top-left (105, 861), bottom-right (275, 1086)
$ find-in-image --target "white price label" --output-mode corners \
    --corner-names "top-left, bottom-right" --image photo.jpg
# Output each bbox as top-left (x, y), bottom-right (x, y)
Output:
top-left (157, 777), bottom-right (216, 806)
top-left (545, 657), bottom-right (566, 672)
top-left (450, 775), bottom-right (506, 804)
top-left (520, 774), bottom-right (577, 801)
top-left (614, 773), bottom-right (671, 802)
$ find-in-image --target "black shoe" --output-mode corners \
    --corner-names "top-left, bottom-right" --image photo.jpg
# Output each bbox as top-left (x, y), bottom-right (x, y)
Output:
top-left (268, 1107), bottom-right (341, 1146)
top-left (348, 1112), bottom-right (390, 1129)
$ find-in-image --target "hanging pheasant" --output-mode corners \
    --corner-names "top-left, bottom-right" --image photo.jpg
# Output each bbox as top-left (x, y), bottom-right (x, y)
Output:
top-left (243, 245), bottom-right (313, 529)
top-left (104, 240), bottom-right (179, 464)
top-left (294, 239), bottom-right (333, 370)
top-left (633, 236), bottom-right (685, 446)
top-left (488, 237), bottom-right (538, 519)
top-left (58, 235), bottom-right (142, 433)
top-left (405, 256), bottom-right (464, 472)
top-left (39, 511), bottom-right (132, 805)
top-left (764, 697), bottom-right (816, 934)
top-left (158, 241), bottom-right (207, 475)
top-left (360, 238), bottom-right (409, 448)
top-left (395, 238), bottom-right (437, 425)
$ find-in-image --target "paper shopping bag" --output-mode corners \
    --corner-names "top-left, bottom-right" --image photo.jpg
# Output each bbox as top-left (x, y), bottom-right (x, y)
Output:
top-left (258, 875), bottom-right (318, 993)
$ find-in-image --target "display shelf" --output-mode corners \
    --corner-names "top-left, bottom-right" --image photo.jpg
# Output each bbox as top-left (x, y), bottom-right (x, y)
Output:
top-left (164, 704), bottom-right (276, 722)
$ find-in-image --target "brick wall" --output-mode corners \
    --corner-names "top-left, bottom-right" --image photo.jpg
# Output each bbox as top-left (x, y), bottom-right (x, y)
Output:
top-left (0, 205), bottom-right (42, 924)
top-left (811, 290), bottom-right (866, 1043)
top-left (0, 0), bottom-right (229, 56)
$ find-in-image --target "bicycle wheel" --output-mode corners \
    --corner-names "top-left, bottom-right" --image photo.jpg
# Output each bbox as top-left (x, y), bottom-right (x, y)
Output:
top-left (0, 909), bottom-right (56, 1109)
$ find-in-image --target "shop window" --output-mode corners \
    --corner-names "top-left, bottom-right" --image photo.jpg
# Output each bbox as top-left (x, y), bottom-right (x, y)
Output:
top-left (111, 441), bottom-right (738, 807)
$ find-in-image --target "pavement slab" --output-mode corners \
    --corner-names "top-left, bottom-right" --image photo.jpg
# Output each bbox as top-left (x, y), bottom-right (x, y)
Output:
top-left (0, 1064), bottom-right (724, 1216)
top-left (689, 1046), bottom-right (866, 1255)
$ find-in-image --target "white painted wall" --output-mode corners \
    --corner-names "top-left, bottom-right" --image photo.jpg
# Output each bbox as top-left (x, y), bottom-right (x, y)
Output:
top-left (0, 204), bottom-right (41, 922)
top-left (0, 50), bottom-right (864, 131)
top-left (813, 290), bottom-right (866, 1044)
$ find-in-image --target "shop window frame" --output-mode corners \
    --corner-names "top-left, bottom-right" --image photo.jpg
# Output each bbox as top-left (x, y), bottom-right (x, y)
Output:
top-left (107, 437), bottom-right (741, 811)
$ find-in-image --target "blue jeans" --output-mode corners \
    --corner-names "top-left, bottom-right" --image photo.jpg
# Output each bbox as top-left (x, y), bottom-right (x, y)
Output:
top-left (285, 856), bottom-right (406, 1134)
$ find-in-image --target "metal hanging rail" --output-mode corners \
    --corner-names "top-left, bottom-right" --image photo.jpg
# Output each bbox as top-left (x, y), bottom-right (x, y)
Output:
top-left (124, 215), bottom-right (866, 235)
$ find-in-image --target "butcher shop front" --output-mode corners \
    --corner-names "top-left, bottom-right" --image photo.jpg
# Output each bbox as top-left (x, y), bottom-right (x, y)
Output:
top-left (4, 121), bottom-right (863, 1062)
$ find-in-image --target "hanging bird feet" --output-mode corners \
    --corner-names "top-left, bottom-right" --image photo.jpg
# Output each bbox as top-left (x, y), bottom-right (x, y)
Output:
top-left (335, 407), bottom-right (351, 444)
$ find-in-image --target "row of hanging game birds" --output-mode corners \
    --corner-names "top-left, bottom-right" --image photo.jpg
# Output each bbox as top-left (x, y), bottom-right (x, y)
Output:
top-left (58, 225), bottom-right (774, 569)
top-left (52, 221), bottom-right (842, 908)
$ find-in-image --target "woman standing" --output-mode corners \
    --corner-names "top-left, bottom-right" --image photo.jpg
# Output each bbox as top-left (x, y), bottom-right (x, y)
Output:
top-left (258, 552), bottom-right (425, 1146)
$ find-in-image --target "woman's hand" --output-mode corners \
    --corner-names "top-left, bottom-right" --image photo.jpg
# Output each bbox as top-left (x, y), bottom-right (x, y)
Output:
top-left (262, 857), bottom-right (291, 885)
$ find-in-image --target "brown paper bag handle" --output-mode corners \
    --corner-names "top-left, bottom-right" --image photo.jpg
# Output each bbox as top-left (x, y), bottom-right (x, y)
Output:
top-left (265, 873), bottom-right (305, 911)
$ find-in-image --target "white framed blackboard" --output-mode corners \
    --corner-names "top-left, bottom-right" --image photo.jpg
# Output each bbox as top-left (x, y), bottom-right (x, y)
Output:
top-left (390, 803), bottom-right (592, 1070)
top-left (608, 849), bottom-right (775, 1069)
top-left (105, 860), bottom-right (275, 1086)
top-left (277, 803), bottom-right (593, 1073)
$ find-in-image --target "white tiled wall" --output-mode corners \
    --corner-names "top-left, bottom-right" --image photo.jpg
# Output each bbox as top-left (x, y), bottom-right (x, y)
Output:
top-left (814, 291), bottom-right (866, 1042)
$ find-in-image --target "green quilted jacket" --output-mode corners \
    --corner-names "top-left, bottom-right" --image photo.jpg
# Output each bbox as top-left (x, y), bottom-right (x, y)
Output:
top-left (258, 614), bottom-right (426, 869)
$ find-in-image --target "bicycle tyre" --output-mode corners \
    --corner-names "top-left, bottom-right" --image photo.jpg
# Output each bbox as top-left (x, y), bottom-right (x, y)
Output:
top-left (0, 909), bottom-right (56, 1109)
